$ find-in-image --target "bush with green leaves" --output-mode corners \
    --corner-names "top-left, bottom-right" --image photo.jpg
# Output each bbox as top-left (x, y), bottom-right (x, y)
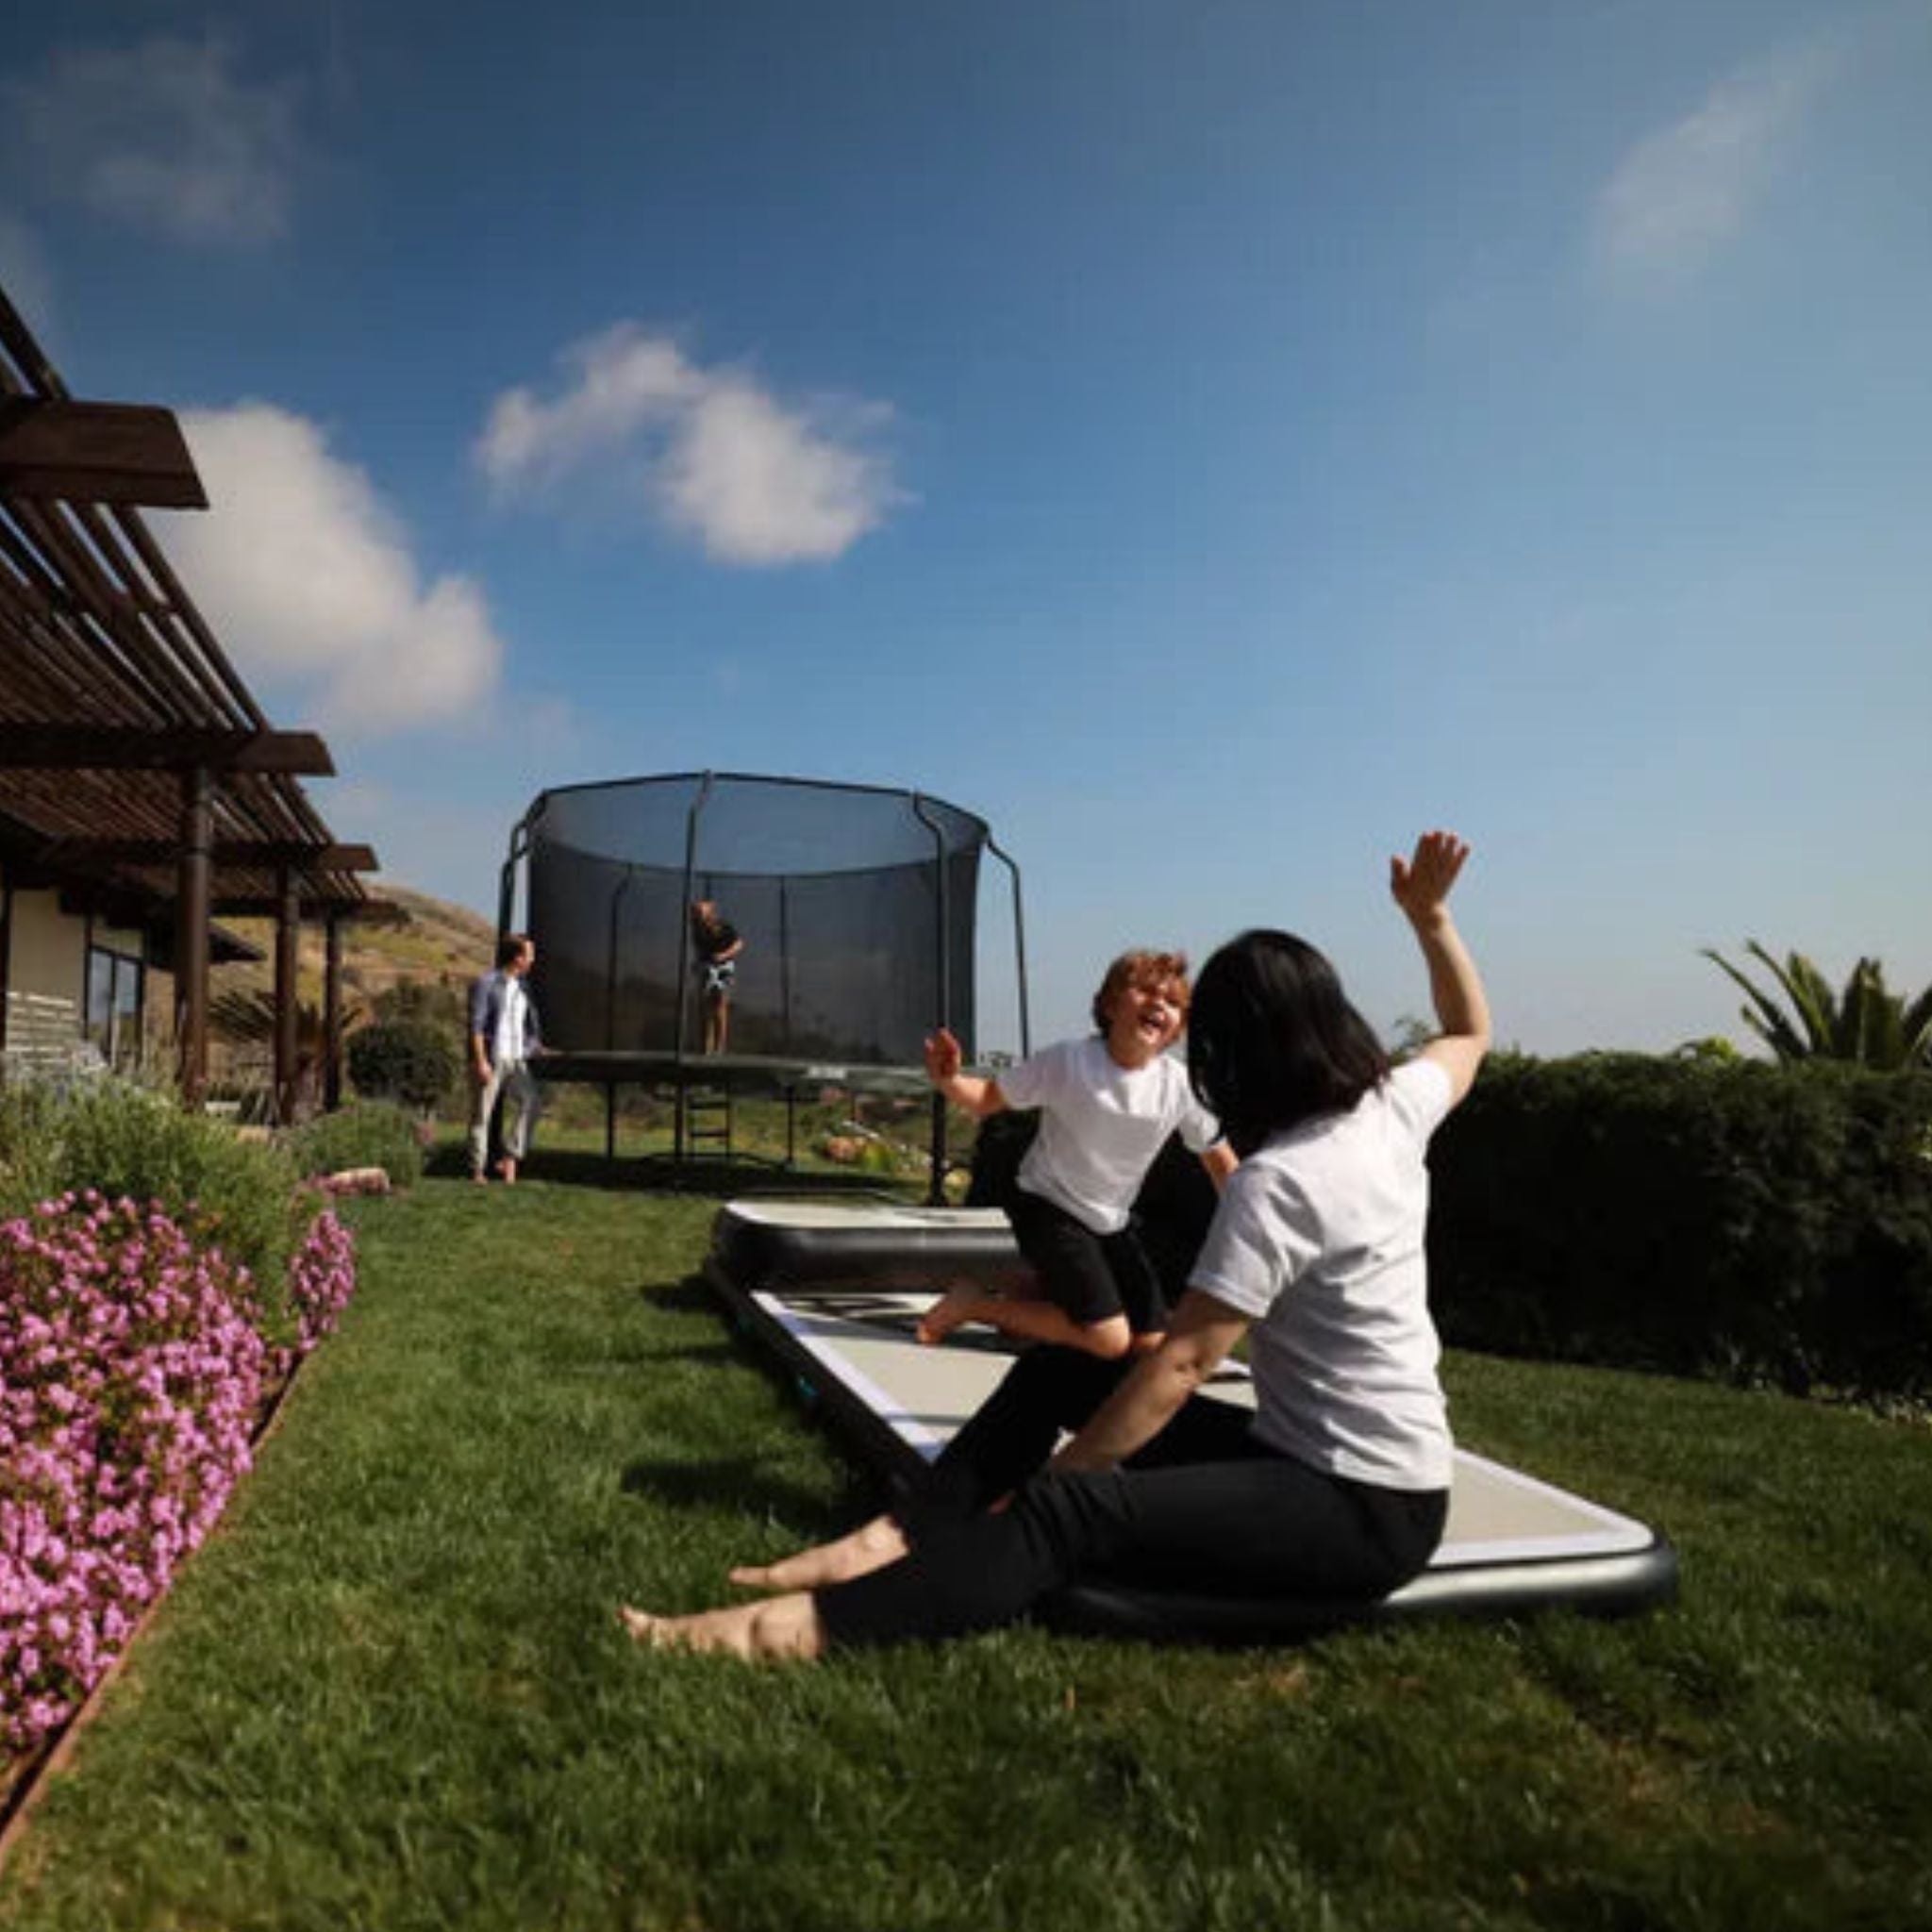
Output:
top-left (1427, 1053), bottom-right (1932, 1398)
top-left (347, 1018), bottom-right (461, 1115)
top-left (0, 1075), bottom-right (308, 1303)
top-left (284, 1100), bottom-right (425, 1188)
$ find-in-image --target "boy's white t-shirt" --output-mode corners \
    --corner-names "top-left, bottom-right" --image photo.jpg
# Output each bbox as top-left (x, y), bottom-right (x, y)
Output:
top-left (998, 1036), bottom-right (1221, 1236)
top-left (1188, 1058), bottom-right (1456, 1491)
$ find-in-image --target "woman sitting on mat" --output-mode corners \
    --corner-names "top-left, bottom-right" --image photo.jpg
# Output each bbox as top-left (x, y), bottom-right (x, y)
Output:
top-left (622, 830), bottom-right (1489, 1660)
top-left (918, 948), bottom-right (1237, 1359)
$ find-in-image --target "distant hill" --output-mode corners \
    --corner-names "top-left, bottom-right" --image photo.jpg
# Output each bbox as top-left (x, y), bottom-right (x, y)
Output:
top-left (220, 884), bottom-right (497, 1012)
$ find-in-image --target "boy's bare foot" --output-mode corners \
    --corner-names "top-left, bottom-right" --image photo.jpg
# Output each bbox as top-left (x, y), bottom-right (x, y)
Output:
top-left (494, 1156), bottom-right (518, 1185)
top-left (619, 1595), bottom-right (825, 1661)
top-left (916, 1283), bottom-right (983, 1345)
top-left (728, 1515), bottom-right (908, 1593)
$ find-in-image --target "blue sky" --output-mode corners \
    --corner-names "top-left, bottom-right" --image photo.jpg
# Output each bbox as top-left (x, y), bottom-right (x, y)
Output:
top-left (6, 0), bottom-right (1928, 1056)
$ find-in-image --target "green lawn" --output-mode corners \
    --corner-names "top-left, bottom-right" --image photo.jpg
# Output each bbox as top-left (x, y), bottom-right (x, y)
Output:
top-left (3, 1168), bottom-right (1930, 1931)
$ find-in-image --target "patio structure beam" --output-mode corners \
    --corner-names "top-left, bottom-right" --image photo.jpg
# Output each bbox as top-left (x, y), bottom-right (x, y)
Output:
top-left (0, 398), bottom-right (208, 508)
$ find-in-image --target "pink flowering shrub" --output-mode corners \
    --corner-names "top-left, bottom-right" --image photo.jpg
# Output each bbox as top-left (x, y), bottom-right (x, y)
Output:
top-left (284, 1208), bottom-right (358, 1357)
top-left (0, 1192), bottom-right (356, 1757)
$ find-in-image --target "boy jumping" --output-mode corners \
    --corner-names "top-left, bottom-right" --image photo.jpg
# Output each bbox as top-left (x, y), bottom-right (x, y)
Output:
top-left (922, 949), bottom-right (1237, 1359)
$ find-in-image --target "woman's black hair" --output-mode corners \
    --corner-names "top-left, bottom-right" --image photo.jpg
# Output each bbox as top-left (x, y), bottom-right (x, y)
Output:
top-left (1187, 929), bottom-right (1391, 1156)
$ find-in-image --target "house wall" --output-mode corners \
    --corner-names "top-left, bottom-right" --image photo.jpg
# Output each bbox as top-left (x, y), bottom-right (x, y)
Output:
top-left (2, 882), bottom-right (87, 1065)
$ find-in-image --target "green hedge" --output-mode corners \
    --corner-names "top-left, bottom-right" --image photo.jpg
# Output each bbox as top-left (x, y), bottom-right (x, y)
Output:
top-left (1427, 1055), bottom-right (1932, 1399)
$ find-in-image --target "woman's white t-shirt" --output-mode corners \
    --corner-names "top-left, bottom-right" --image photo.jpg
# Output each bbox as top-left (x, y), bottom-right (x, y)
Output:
top-left (1188, 1058), bottom-right (1456, 1491)
top-left (998, 1036), bottom-right (1222, 1237)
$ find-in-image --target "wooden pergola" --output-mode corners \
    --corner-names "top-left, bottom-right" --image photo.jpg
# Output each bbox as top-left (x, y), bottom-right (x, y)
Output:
top-left (0, 281), bottom-right (386, 1117)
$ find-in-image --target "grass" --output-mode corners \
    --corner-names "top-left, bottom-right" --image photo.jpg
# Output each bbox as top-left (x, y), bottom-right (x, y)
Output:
top-left (3, 1163), bottom-right (1931, 1931)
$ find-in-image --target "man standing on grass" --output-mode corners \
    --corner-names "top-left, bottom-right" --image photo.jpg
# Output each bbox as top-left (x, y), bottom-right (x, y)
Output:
top-left (468, 933), bottom-right (544, 1185)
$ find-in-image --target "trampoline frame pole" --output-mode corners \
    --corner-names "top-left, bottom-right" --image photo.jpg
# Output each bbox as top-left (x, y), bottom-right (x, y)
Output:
top-left (910, 793), bottom-right (950, 1206)
top-left (985, 833), bottom-right (1030, 1059)
top-left (674, 773), bottom-right (716, 1163)
top-left (778, 877), bottom-right (791, 1053)
top-left (606, 865), bottom-right (636, 1168)
top-left (498, 807), bottom-right (535, 948)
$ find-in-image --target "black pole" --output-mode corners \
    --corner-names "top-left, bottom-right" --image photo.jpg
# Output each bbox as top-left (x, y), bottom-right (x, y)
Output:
top-left (910, 794), bottom-right (950, 1205)
top-left (673, 773), bottom-right (715, 1162)
top-left (498, 813), bottom-right (530, 947)
top-left (986, 834), bottom-right (1030, 1058)
top-left (778, 876), bottom-right (791, 1053)
top-left (175, 764), bottom-right (212, 1108)
top-left (606, 865), bottom-right (635, 1171)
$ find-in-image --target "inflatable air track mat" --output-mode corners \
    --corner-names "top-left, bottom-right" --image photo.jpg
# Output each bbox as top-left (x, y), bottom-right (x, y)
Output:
top-left (706, 1200), bottom-right (1679, 1641)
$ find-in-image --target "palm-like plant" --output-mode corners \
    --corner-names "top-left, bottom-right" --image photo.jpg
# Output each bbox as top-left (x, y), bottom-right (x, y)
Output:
top-left (1703, 941), bottom-right (1932, 1070)
top-left (208, 988), bottom-right (370, 1118)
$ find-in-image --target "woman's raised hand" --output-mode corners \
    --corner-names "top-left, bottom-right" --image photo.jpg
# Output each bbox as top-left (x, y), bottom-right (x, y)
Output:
top-left (924, 1027), bottom-right (963, 1086)
top-left (1390, 830), bottom-right (1471, 925)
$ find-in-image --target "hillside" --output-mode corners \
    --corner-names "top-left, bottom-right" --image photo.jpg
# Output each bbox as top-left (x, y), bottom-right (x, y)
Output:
top-left (220, 883), bottom-right (498, 1012)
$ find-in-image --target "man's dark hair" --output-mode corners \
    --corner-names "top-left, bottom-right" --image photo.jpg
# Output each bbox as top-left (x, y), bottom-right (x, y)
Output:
top-left (496, 932), bottom-right (533, 970)
top-left (1188, 930), bottom-right (1390, 1156)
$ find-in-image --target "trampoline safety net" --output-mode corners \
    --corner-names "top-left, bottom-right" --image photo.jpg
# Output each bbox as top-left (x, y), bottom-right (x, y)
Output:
top-left (521, 774), bottom-right (991, 1068)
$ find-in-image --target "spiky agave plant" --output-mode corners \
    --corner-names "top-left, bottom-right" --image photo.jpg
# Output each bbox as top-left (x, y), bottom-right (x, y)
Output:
top-left (1703, 941), bottom-right (1932, 1070)
top-left (208, 988), bottom-right (370, 1117)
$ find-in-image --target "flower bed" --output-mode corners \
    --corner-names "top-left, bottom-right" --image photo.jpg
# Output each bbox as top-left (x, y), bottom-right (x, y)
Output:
top-left (1, 1191), bottom-right (356, 1760)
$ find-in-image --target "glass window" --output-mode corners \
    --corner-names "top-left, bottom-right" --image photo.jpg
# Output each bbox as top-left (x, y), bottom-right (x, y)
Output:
top-left (86, 949), bottom-right (116, 1055)
top-left (85, 945), bottom-right (146, 1071)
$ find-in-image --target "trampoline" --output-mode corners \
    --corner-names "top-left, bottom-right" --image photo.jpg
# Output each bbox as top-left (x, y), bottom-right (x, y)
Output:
top-left (499, 772), bottom-right (1027, 1191)
top-left (707, 1197), bottom-right (1680, 1644)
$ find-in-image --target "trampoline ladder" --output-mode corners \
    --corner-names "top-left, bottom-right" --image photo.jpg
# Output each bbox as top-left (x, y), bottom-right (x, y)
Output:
top-left (681, 1085), bottom-right (734, 1160)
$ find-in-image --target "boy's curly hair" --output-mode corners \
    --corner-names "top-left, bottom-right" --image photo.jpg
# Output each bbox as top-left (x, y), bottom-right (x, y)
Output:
top-left (1091, 950), bottom-right (1191, 1033)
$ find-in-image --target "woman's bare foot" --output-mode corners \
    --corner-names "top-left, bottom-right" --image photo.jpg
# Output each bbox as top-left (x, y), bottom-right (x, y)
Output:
top-left (728, 1514), bottom-right (908, 1593)
top-left (916, 1283), bottom-right (985, 1345)
top-left (619, 1594), bottom-right (825, 1661)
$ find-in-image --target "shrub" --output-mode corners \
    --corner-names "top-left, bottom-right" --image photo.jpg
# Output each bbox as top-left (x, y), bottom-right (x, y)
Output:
top-left (1427, 1055), bottom-right (1932, 1398)
top-left (286, 1209), bottom-right (358, 1351)
top-left (0, 1077), bottom-right (306, 1298)
top-left (372, 978), bottom-right (466, 1031)
top-left (0, 1194), bottom-right (271, 1754)
top-left (285, 1102), bottom-right (425, 1189)
top-left (347, 1020), bottom-right (460, 1116)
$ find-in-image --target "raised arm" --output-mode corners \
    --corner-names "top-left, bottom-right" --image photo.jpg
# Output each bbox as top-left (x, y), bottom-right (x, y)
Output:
top-left (1389, 830), bottom-right (1491, 1108)
top-left (923, 1027), bottom-right (1008, 1120)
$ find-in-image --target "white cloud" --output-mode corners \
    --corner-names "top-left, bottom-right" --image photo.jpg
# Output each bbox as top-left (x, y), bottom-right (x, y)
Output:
top-left (165, 404), bottom-right (506, 734)
top-left (1593, 42), bottom-right (1840, 283)
top-left (476, 324), bottom-right (905, 565)
top-left (6, 35), bottom-right (300, 245)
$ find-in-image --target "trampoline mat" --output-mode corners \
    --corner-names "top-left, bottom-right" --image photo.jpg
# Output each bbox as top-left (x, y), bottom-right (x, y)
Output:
top-left (707, 1200), bottom-right (1679, 1641)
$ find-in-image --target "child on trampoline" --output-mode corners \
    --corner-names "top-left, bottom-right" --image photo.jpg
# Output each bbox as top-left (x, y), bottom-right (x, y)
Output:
top-left (621, 830), bottom-right (1489, 1660)
top-left (689, 900), bottom-right (744, 1057)
top-left (918, 949), bottom-right (1239, 1359)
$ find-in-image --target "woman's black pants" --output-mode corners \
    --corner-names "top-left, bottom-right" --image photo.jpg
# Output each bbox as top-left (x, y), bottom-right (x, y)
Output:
top-left (815, 1346), bottom-right (1446, 1649)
